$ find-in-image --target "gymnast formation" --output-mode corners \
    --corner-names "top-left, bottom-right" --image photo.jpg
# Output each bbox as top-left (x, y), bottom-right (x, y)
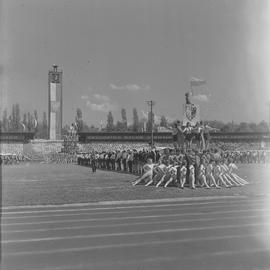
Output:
top-left (132, 151), bottom-right (248, 189)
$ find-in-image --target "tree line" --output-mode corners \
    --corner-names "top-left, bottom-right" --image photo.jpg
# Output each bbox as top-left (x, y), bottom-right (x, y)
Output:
top-left (75, 107), bottom-right (270, 133)
top-left (0, 104), bottom-right (48, 138)
top-left (1, 104), bottom-right (269, 137)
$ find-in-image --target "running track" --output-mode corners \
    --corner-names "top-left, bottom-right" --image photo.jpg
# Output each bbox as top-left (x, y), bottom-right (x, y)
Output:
top-left (2, 195), bottom-right (270, 270)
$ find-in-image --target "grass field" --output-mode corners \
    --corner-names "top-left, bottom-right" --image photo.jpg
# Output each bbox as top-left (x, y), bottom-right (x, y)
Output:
top-left (2, 163), bottom-right (270, 206)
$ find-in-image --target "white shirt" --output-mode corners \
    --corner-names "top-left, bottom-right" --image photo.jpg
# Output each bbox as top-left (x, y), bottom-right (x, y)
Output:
top-left (189, 165), bottom-right (195, 175)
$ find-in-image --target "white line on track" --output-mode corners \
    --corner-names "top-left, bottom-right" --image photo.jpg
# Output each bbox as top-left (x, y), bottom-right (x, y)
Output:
top-left (2, 200), bottom-right (265, 219)
top-left (2, 195), bottom-right (248, 210)
top-left (2, 222), bottom-right (270, 244)
top-left (3, 232), bottom-right (270, 256)
top-left (2, 207), bottom-right (269, 226)
top-left (2, 213), bottom-right (269, 233)
top-left (2, 197), bottom-right (266, 216)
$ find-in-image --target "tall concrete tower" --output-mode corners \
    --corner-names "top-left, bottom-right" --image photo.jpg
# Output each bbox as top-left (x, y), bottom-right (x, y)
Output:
top-left (48, 65), bottom-right (63, 140)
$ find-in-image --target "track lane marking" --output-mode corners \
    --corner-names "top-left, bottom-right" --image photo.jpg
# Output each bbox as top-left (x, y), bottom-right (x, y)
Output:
top-left (2, 195), bottom-right (248, 210)
top-left (2, 201), bottom-right (266, 220)
top-left (2, 222), bottom-right (270, 244)
top-left (3, 198), bottom-right (263, 215)
top-left (3, 232), bottom-right (270, 256)
top-left (2, 207), bottom-right (269, 226)
top-left (3, 213), bottom-right (268, 233)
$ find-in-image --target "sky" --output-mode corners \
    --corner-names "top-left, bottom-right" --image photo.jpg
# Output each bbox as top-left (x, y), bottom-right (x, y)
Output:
top-left (1, 0), bottom-right (270, 126)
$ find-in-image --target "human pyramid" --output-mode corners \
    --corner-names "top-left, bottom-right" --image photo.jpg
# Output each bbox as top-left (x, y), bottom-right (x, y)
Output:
top-left (132, 120), bottom-right (249, 189)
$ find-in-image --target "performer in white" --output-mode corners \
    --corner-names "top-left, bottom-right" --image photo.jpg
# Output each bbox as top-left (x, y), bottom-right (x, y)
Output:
top-left (179, 161), bottom-right (187, 189)
top-left (202, 122), bottom-right (220, 150)
top-left (213, 160), bottom-right (230, 187)
top-left (228, 159), bottom-right (249, 185)
top-left (206, 160), bottom-right (220, 188)
top-left (164, 161), bottom-right (180, 187)
top-left (183, 122), bottom-right (194, 150)
top-left (156, 162), bottom-right (173, 187)
top-left (189, 163), bottom-right (196, 189)
top-left (220, 160), bottom-right (242, 186)
top-left (198, 159), bottom-right (210, 188)
top-left (145, 159), bottom-right (165, 186)
top-left (132, 158), bottom-right (154, 186)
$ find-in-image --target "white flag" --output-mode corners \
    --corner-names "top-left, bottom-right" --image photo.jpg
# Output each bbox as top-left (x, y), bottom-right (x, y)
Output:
top-left (19, 122), bottom-right (26, 131)
top-left (190, 77), bottom-right (207, 87)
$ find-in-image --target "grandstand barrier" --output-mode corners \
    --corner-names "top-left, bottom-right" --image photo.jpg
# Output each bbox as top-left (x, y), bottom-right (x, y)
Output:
top-left (0, 132), bottom-right (35, 143)
top-left (78, 132), bottom-right (270, 143)
top-left (1, 132), bottom-right (270, 157)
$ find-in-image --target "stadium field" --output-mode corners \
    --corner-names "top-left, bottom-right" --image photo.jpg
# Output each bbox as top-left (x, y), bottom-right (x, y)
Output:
top-left (2, 163), bottom-right (270, 207)
top-left (2, 163), bottom-right (270, 270)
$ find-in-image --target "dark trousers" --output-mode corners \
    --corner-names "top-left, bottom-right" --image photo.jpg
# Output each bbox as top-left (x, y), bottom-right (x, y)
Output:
top-left (128, 160), bottom-right (133, 173)
top-left (122, 159), bottom-right (127, 171)
top-left (91, 161), bottom-right (96, 173)
top-left (117, 159), bottom-right (121, 170)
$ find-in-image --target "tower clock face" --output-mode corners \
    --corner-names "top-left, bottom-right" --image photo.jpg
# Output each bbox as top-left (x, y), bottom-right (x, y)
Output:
top-left (52, 73), bottom-right (60, 83)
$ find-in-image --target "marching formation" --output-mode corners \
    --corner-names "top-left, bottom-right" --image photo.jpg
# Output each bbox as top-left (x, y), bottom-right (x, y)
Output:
top-left (77, 146), bottom-right (249, 189)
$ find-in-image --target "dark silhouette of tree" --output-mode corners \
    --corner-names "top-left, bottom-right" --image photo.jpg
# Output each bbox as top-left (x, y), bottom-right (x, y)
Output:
top-left (11, 104), bottom-right (16, 131)
top-left (160, 115), bottom-right (168, 127)
top-left (121, 108), bottom-right (127, 131)
top-left (41, 111), bottom-right (48, 138)
top-left (256, 121), bottom-right (269, 132)
top-left (8, 115), bottom-right (12, 131)
top-left (132, 108), bottom-right (139, 132)
top-left (15, 103), bottom-right (21, 131)
top-left (106, 111), bottom-right (114, 131)
top-left (2, 109), bottom-right (8, 131)
top-left (26, 112), bottom-right (34, 131)
top-left (75, 108), bottom-right (83, 131)
top-left (115, 121), bottom-right (123, 131)
top-left (236, 122), bottom-right (253, 132)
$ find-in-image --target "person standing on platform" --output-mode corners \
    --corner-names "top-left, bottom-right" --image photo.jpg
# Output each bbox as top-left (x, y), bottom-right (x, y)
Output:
top-left (171, 122), bottom-right (179, 149)
top-left (202, 122), bottom-right (220, 150)
top-left (171, 121), bottom-right (184, 150)
top-left (176, 121), bottom-right (185, 150)
top-left (183, 122), bottom-right (194, 150)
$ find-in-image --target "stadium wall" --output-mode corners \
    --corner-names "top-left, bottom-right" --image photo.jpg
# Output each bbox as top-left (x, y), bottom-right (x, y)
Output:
top-left (1, 131), bottom-right (270, 155)
top-left (78, 132), bottom-right (270, 143)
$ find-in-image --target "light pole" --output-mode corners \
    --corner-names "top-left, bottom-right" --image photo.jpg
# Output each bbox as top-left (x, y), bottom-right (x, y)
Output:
top-left (146, 100), bottom-right (155, 148)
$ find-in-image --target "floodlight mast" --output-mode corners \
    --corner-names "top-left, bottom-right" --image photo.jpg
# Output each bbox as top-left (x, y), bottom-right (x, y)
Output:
top-left (146, 100), bottom-right (155, 148)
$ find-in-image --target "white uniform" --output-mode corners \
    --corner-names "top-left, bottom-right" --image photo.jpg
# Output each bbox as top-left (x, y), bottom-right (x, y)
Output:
top-left (206, 164), bottom-right (213, 176)
top-left (143, 163), bottom-right (155, 172)
top-left (180, 166), bottom-right (187, 177)
top-left (189, 165), bottom-right (195, 176)
top-left (228, 163), bottom-right (238, 174)
top-left (199, 164), bottom-right (206, 177)
top-left (213, 165), bottom-right (221, 177)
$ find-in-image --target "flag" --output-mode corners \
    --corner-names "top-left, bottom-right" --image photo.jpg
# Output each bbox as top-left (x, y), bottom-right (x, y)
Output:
top-left (34, 118), bottom-right (38, 129)
top-left (190, 77), bottom-right (207, 87)
top-left (19, 122), bottom-right (26, 131)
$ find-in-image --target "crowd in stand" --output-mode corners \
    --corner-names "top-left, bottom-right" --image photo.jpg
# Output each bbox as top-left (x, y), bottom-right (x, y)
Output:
top-left (2, 141), bottom-right (268, 166)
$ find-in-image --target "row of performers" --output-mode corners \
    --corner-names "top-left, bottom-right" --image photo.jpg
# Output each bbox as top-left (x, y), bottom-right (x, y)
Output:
top-left (132, 155), bottom-right (248, 189)
top-left (170, 121), bottom-right (219, 150)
